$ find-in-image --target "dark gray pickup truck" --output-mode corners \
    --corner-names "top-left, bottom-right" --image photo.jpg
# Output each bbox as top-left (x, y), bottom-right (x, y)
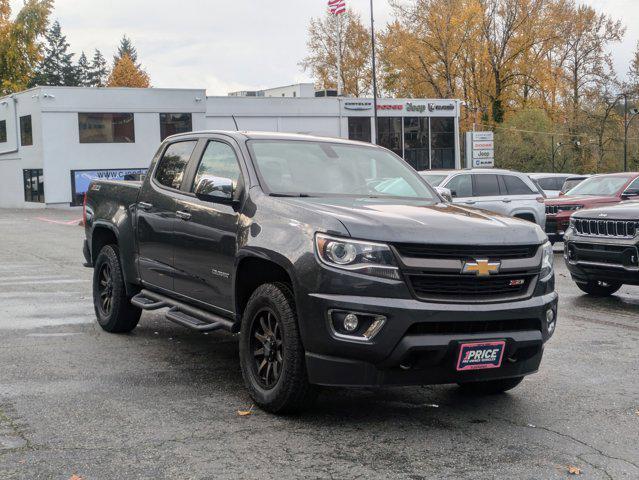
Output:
top-left (83, 131), bottom-right (558, 413)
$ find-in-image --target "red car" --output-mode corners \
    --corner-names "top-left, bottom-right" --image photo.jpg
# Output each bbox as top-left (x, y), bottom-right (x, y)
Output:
top-left (545, 172), bottom-right (639, 242)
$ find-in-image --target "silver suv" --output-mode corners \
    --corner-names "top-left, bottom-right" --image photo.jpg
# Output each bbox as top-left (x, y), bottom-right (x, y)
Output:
top-left (421, 169), bottom-right (546, 228)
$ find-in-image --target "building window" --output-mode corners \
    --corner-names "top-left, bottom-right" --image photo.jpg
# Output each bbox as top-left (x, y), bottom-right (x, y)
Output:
top-left (0, 120), bottom-right (6, 143)
top-left (377, 117), bottom-right (403, 157)
top-left (154, 140), bottom-right (197, 190)
top-left (159, 113), bottom-right (193, 141)
top-left (403, 117), bottom-right (429, 170)
top-left (78, 113), bottom-right (135, 143)
top-left (348, 117), bottom-right (371, 143)
top-left (430, 117), bottom-right (455, 169)
top-left (23, 169), bottom-right (44, 203)
top-left (20, 115), bottom-right (33, 146)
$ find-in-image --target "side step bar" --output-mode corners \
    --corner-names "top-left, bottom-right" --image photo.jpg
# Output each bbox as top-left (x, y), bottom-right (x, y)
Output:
top-left (131, 289), bottom-right (238, 333)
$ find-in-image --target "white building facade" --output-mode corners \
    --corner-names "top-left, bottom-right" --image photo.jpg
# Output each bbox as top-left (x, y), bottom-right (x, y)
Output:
top-left (0, 86), bottom-right (461, 208)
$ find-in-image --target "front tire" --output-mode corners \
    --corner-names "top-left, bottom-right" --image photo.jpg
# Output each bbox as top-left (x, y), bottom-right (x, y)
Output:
top-left (239, 282), bottom-right (317, 414)
top-left (575, 280), bottom-right (621, 297)
top-left (92, 244), bottom-right (141, 333)
top-left (457, 376), bottom-right (524, 395)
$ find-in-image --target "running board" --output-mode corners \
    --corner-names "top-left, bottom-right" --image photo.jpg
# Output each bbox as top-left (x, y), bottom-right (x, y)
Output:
top-left (131, 289), bottom-right (237, 333)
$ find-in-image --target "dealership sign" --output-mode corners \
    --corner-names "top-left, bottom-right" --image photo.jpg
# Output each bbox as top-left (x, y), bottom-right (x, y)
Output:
top-left (344, 101), bottom-right (373, 111)
top-left (465, 131), bottom-right (494, 168)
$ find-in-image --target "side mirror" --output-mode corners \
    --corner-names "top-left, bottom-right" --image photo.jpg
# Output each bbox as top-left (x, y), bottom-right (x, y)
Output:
top-left (621, 190), bottom-right (639, 200)
top-left (194, 175), bottom-right (236, 203)
top-left (435, 186), bottom-right (453, 202)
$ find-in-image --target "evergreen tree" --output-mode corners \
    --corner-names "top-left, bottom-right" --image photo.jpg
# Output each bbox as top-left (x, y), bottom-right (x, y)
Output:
top-left (31, 20), bottom-right (79, 86)
top-left (114, 35), bottom-right (138, 66)
top-left (88, 49), bottom-right (109, 87)
top-left (77, 51), bottom-right (91, 87)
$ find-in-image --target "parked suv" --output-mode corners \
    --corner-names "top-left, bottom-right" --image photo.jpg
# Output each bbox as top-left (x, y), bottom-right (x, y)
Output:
top-left (420, 169), bottom-right (546, 227)
top-left (564, 201), bottom-right (639, 296)
top-left (545, 172), bottom-right (639, 243)
top-left (83, 132), bottom-right (557, 413)
top-left (529, 173), bottom-right (576, 198)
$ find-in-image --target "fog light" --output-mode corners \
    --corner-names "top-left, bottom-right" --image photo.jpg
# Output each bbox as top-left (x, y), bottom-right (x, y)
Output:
top-left (546, 309), bottom-right (556, 335)
top-left (343, 313), bottom-right (359, 332)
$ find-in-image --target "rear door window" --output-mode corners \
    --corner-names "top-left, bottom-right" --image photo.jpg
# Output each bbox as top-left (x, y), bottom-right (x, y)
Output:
top-left (473, 174), bottom-right (500, 196)
top-left (154, 140), bottom-right (197, 190)
top-left (502, 175), bottom-right (536, 195)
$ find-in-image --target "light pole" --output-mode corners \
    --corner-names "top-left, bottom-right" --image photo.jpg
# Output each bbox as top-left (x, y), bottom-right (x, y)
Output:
top-left (369, 0), bottom-right (379, 144)
top-left (551, 137), bottom-right (581, 173)
top-left (625, 107), bottom-right (639, 171)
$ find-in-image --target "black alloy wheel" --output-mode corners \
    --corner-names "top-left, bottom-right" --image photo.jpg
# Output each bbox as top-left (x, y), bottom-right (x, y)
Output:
top-left (97, 262), bottom-right (114, 315)
top-left (250, 308), bottom-right (284, 389)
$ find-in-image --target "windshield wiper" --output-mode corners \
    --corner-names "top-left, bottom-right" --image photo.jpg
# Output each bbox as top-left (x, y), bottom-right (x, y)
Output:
top-left (269, 193), bottom-right (313, 198)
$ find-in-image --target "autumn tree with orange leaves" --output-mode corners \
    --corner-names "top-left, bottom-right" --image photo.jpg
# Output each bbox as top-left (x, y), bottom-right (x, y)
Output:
top-left (107, 54), bottom-right (150, 88)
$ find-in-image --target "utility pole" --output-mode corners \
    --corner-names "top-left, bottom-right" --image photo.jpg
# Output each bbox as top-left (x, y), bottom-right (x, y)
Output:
top-left (369, 0), bottom-right (379, 144)
top-left (624, 93), bottom-right (628, 172)
top-left (551, 135), bottom-right (555, 173)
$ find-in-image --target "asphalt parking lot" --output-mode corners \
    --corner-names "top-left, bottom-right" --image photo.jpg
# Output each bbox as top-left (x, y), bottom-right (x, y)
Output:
top-left (0, 208), bottom-right (637, 480)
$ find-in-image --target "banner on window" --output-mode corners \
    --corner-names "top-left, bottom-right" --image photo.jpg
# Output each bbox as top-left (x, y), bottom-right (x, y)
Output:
top-left (70, 168), bottom-right (148, 205)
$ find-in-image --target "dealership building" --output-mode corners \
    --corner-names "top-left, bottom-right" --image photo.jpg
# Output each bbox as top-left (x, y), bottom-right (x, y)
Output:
top-left (0, 85), bottom-right (462, 208)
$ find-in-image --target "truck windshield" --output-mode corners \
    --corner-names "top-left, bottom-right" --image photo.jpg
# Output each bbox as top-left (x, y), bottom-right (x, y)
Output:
top-left (566, 176), bottom-right (629, 196)
top-left (248, 140), bottom-right (437, 200)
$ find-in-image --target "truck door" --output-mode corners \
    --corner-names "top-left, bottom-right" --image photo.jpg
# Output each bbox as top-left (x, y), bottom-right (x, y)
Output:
top-left (136, 140), bottom-right (198, 291)
top-left (172, 138), bottom-right (243, 312)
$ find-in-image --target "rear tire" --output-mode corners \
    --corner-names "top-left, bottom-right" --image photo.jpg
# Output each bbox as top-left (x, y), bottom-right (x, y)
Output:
top-left (239, 282), bottom-right (317, 414)
top-left (457, 376), bottom-right (524, 395)
top-left (93, 244), bottom-right (141, 333)
top-left (575, 280), bottom-right (621, 297)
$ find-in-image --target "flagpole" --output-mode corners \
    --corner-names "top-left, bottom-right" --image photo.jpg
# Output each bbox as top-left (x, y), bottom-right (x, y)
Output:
top-left (369, 0), bottom-right (379, 144)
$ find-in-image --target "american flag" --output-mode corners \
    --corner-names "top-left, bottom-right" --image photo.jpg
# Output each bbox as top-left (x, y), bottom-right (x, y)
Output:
top-left (328, 0), bottom-right (346, 15)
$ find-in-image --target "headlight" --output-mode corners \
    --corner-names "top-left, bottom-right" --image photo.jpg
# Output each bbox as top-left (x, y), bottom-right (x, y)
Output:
top-left (315, 233), bottom-right (400, 280)
top-left (558, 205), bottom-right (583, 212)
top-left (540, 241), bottom-right (554, 281)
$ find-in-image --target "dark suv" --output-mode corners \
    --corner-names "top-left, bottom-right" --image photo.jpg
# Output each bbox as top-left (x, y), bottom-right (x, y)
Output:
top-left (83, 131), bottom-right (558, 413)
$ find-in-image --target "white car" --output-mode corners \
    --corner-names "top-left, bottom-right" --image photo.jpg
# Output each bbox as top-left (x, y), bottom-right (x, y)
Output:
top-left (528, 173), bottom-right (577, 198)
top-left (420, 169), bottom-right (546, 228)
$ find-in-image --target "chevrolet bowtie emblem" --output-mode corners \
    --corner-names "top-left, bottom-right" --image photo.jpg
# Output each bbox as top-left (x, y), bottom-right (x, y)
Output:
top-left (462, 259), bottom-right (501, 276)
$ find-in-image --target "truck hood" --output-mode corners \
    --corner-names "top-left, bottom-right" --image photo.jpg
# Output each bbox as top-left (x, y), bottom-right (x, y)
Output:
top-left (279, 197), bottom-right (546, 245)
top-left (573, 200), bottom-right (639, 220)
top-left (545, 195), bottom-right (618, 206)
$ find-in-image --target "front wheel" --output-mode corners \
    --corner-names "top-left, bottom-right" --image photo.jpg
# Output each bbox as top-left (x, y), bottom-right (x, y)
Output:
top-left (239, 282), bottom-right (317, 414)
top-left (457, 376), bottom-right (524, 395)
top-left (575, 280), bottom-right (621, 297)
top-left (92, 244), bottom-right (141, 333)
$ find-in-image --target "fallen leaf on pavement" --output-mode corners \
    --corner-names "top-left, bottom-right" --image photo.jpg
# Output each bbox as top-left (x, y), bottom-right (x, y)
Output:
top-left (69, 475), bottom-right (83, 480)
top-left (567, 466), bottom-right (581, 475)
top-left (237, 405), bottom-right (254, 416)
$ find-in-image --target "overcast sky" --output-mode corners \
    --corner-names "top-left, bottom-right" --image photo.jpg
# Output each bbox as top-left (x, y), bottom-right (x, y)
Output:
top-left (9, 0), bottom-right (639, 95)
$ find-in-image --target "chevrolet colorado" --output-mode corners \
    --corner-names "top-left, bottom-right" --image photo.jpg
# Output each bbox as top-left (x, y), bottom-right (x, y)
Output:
top-left (83, 131), bottom-right (558, 413)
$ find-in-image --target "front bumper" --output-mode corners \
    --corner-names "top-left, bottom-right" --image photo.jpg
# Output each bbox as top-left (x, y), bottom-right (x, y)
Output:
top-left (545, 214), bottom-right (570, 241)
top-left (301, 290), bottom-right (558, 387)
top-left (564, 236), bottom-right (639, 285)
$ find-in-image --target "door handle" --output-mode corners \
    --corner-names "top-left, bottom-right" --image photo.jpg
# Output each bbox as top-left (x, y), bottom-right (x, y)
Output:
top-left (463, 201), bottom-right (475, 205)
top-left (176, 210), bottom-right (192, 221)
top-left (502, 198), bottom-right (512, 203)
top-left (138, 202), bottom-right (153, 211)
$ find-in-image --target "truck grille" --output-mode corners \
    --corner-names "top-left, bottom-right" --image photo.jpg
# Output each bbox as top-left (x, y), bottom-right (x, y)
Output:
top-left (393, 243), bottom-right (538, 260)
top-left (406, 318), bottom-right (541, 335)
top-left (406, 273), bottom-right (534, 303)
top-left (546, 205), bottom-right (559, 214)
top-left (573, 218), bottom-right (637, 238)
